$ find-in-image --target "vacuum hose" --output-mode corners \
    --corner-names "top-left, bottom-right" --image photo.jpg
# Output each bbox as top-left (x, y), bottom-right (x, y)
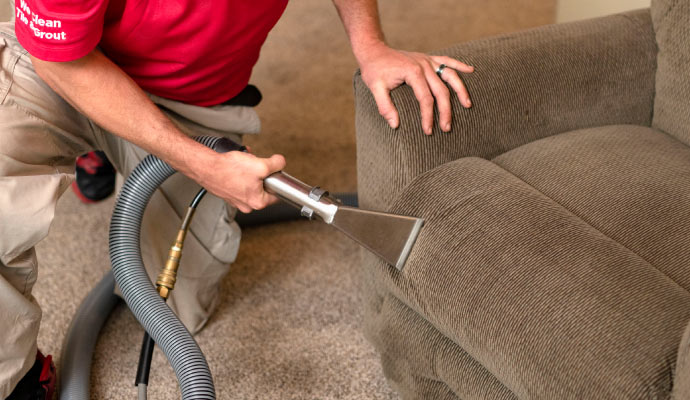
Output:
top-left (108, 136), bottom-right (222, 400)
top-left (60, 135), bottom-right (359, 399)
top-left (58, 269), bottom-right (121, 400)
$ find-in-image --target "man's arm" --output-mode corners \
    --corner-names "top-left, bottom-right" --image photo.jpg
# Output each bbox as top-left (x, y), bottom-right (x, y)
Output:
top-left (332, 0), bottom-right (474, 135)
top-left (31, 49), bottom-right (284, 213)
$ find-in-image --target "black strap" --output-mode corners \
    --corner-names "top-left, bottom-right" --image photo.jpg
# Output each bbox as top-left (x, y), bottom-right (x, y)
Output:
top-left (220, 84), bottom-right (262, 107)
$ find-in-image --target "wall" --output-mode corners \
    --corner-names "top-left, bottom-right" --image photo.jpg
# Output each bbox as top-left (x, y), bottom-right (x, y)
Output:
top-left (557, 0), bottom-right (650, 22)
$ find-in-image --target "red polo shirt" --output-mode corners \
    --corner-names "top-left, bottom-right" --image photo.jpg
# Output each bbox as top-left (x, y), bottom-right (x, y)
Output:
top-left (15, 0), bottom-right (289, 106)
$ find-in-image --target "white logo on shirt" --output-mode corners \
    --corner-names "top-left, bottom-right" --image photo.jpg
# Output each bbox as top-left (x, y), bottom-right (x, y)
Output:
top-left (16, 0), bottom-right (66, 41)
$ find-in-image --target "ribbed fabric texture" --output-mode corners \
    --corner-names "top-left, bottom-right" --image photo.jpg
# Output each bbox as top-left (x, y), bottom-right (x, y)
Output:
top-left (651, 0), bottom-right (690, 146)
top-left (364, 288), bottom-right (516, 399)
top-left (355, 10), bottom-right (657, 212)
top-left (354, 8), bottom-right (690, 400)
top-left (494, 125), bottom-right (690, 291)
top-left (381, 158), bottom-right (690, 398)
top-left (493, 125), bottom-right (690, 398)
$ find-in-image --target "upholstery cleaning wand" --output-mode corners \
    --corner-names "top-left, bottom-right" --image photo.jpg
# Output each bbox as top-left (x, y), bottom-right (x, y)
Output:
top-left (264, 172), bottom-right (423, 270)
top-left (97, 136), bottom-right (423, 400)
top-left (217, 138), bottom-right (424, 270)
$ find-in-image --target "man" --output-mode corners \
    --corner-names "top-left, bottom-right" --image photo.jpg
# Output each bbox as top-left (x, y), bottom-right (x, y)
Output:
top-left (0, 0), bottom-right (473, 398)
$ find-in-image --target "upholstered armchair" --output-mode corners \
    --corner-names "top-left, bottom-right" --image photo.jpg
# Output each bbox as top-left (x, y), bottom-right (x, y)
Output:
top-left (354, 1), bottom-right (690, 398)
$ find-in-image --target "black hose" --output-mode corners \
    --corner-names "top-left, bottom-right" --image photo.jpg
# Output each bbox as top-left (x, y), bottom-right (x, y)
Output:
top-left (190, 188), bottom-right (207, 209)
top-left (135, 333), bottom-right (156, 387)
top-left (136, 186), bottom-right (208, 394)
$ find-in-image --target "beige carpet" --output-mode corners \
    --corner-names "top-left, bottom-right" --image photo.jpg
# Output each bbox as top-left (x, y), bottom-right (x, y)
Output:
top-left (33, 1), bottom-right (555, 398)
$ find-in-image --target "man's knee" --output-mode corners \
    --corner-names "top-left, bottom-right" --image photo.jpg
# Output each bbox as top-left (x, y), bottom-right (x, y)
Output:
top-left (0, 248), bottom-right (38, 297)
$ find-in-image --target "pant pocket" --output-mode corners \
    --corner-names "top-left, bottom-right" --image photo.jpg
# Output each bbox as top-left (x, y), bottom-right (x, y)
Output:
top-left (0, 32), bottom-right (21, 105)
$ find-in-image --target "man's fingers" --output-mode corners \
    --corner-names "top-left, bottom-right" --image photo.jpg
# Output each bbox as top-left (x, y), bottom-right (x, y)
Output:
top-left (371, 83), bottom-right (399, 129)
top-left (433, 56), bottom-right (473, 108)
top-left (422, 64), bottom-right (452, 132)
top-left (406, 70), bottom-right (435, 135)
top-left (263, 154), bottom-right (286, 175)
top-left (440, 67), bottom-right (471, 108)
top-left (259, 191), bottom-right (281, 209)
top-left (436, 56), bottom-right (474, 73)
top-left (359, 48), bottom-right (474, 136)
top-left (256, 154), bottom-right (285, 209)
top-left (235, 202), bottom-right (253, 214)
top-left (246, 189), bottom-right (279, 211)
top-left (239, 153), bottom-right (285, 211)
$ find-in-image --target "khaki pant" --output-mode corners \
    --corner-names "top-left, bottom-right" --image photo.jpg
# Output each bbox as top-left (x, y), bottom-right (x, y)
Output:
top-left (0, 23), bottom-right (259, 398)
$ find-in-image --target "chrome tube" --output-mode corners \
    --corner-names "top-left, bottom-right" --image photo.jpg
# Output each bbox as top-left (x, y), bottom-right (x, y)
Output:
top-left (264, 172), bottom-right (339, 223)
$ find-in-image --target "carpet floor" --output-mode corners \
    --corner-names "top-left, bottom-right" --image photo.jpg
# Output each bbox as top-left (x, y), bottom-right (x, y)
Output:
top-left (34, 1), bottom-right (555, 398)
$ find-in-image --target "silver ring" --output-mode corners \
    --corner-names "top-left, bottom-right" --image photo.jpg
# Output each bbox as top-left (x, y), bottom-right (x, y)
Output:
top-left (436, 64), bottom-right (447, 78)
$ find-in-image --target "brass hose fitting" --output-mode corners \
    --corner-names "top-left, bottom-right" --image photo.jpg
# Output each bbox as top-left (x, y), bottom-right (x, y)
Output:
top-left (155, 206), bottom-right (197, 299)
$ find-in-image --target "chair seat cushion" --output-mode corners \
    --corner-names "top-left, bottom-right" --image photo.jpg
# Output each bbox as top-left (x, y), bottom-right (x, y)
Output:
top-left (494, 124), bottom-right (690, 291)
top-left (378, 127), bottom-right (690, 398)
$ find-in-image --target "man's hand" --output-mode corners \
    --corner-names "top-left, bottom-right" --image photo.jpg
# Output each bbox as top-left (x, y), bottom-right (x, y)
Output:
top-left (192, 150), bottom-right (286, 214)
top-left (332, 0), bottom-right (474, 135)
top-left (357, 43), bottom-right (474, 135)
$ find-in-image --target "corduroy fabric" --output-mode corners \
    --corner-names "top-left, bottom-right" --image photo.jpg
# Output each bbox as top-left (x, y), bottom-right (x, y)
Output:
top-left (650, 0), bottom-right (690, 145)
top-left (366, 157), bottom-right (690, 398)
top-left (494, 125), bottom-right (690, 292)
top-left (494, 125), bottom-right (690, 398)
top-left (353, 7), bottom-right (690, 399)
top-left (355, 9), bottom-right (657, 212)
top-left (364, 290), bottom-right (516, 399)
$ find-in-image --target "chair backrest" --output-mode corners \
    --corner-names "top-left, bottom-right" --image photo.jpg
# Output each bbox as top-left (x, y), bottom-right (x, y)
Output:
top-left (651, 0), bottom-right (690, 145)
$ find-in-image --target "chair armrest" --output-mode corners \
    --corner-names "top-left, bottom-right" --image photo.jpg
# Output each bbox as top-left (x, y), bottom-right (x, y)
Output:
top-left (355, 9), bottom-right (657, 210)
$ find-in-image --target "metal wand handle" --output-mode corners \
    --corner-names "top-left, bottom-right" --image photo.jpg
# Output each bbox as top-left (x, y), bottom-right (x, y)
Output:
top-left (263, 172), bottom-right (339, 223)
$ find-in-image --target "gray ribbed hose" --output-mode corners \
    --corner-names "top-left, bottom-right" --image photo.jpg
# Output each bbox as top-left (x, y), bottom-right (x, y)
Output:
top-left (108, 136), bottom-right (222, 400)
top-left (59, 197), bottom-right (361, 400)
top-left (58, 270), bottom-right (120, 400)
top-left (62, 132), bottom-right (358, 398)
